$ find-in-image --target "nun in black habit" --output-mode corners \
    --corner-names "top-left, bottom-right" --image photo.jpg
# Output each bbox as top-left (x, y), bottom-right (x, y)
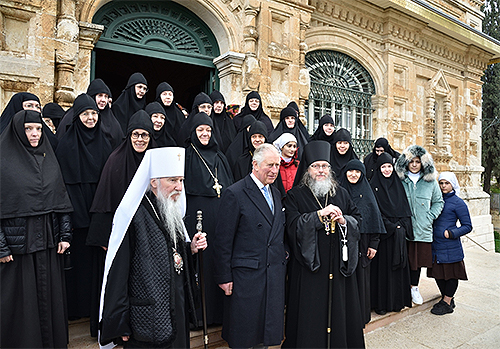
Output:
top-left (283, 141), bottom-right (365, 349)
top-left (0, 110), bottom-right (73, 348)
top-left (363, 137), bottom-right (401, 181)
top-left (56, 93), bottom-right (113, 320)
top-left (86, 110), bottom-right (154, 336)
top-left (176, 92), bottom-right (222, 147)
top-left (233, 91), bottom-right (274, 135)
top-left (339, 159), bottom-right (387, 325)
top-left (268, 106), bottom-right (309, 159)
top-left (331, 127), bottom-right (359, 179)
top-left (224, 114), bottom-right (256, 170)
top-left (42, 102), bottom-right (65, 130)
top-left (145, 101), bottom-right (176, 147)
top-left (0, 92), bottom-right (59, 149)
top-left (155, 82), bottom-right (186, 138)
top-left (183, 112), bottom-right (234, 325)
top-left (57, 79), bottom-right (124, 149)
top-left (112, 72), bottom-right (148, 133)
top-left (369, 152), bottom-right (413, 314)
top-left (210, 90), bottom-right (237, 153)
top-left (232, 120), bottom-right (268, 181)
top-left (310, 114), bottom-right (336, 145)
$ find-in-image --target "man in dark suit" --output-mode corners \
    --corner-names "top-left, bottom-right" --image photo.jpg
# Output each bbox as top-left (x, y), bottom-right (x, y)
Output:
top-left (213, 143), bottom-right (287, 349)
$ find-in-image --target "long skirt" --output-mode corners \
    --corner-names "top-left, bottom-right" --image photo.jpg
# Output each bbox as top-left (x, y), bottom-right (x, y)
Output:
top-left (0, 248), bottom-right (68, 348)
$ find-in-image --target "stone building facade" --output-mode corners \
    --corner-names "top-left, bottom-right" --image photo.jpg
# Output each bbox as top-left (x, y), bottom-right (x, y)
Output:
top-left (1, 0), bottom-right (498, 248)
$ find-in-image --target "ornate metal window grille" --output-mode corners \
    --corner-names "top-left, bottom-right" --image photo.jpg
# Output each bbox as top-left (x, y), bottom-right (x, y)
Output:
top-left (93, 1), bottom-right (219, 67)
top-left (306, 50), bottom-right (375, 157)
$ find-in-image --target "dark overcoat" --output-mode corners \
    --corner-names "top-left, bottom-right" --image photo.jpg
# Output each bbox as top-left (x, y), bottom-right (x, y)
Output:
top-left (213, 175), bottom-right (287, 348)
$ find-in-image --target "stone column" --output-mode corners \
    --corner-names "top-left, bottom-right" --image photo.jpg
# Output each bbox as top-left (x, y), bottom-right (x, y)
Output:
top-left (75, 22), bottom-right (103, 93)
top-left (54, 0), bottom-right (78, 107)
top-left (242, 0), bottom-right (261, 92)
top-left (213, 51), bottom-right (246, 103)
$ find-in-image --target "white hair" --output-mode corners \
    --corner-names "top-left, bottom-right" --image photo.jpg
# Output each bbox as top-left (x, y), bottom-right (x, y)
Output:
top-left (253, 143), bottom-right (280, 165)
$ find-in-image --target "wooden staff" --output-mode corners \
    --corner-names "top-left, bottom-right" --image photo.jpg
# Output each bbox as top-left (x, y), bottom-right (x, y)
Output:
top-left (196, 210), bottom-right (209, 349)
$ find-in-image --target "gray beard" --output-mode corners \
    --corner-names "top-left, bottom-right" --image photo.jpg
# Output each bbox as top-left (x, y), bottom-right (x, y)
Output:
top-left (156, 190), bottom-right (184, 246)
top-left (302, 171), bottom-right (337, 197)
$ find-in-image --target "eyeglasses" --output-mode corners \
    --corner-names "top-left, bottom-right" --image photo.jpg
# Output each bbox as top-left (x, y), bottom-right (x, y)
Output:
top-left (131, 132), bottom-right (150, 140)
top-left (310, 164), bottom-right (331, 170)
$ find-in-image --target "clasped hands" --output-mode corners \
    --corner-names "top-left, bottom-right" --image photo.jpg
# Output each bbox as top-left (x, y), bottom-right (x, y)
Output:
top-left (318, 204), bottom-right (346, 225)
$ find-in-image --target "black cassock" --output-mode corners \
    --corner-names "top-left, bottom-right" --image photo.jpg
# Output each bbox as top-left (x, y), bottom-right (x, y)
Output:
top-left (283, 185), bottom-right (365, 349)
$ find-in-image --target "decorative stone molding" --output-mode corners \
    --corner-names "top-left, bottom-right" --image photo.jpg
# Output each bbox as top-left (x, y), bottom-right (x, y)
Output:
top-left (213, 51), bottom-right (246, 78)
top-left (308, 1), bottom-right (490, 73)
top-left (243, 0), bottom-right (260, 55)
top-left (424, 70), bottom-right (453, 165)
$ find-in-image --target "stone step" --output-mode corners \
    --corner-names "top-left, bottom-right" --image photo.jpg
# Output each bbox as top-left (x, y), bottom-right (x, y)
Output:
top-left (69, 277), bottom-right (441, 348)
top-left (364, 275), bottom-right (441, 334)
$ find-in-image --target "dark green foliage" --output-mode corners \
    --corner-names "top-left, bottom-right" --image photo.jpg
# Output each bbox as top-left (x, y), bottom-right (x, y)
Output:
top-left (482, 0), bottom-right (500, 194)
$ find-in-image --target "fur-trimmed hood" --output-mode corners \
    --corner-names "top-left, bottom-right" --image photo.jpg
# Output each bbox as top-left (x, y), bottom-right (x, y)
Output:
top-left (395, 145), bottom-right (437, 182)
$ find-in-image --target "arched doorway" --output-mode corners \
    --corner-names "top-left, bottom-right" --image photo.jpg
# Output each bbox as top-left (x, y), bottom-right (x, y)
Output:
top-left (305, 50), bottom-right (375, 156)
top-left (92, 0), bottom-right (220, 110)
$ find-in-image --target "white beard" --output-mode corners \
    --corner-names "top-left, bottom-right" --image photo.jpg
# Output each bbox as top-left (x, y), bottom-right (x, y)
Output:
top-left (156, 189), bottom-right (184, 245)
top-left (302, 171), bottom-right (337, 197)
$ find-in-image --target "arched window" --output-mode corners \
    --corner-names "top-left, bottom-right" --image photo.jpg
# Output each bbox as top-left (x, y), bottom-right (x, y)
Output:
top-left (306, 50), bottom-right (375, 156)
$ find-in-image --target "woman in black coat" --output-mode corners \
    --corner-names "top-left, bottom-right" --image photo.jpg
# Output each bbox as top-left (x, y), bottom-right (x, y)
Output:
top-left (0, 110), bottom-right (73, 348)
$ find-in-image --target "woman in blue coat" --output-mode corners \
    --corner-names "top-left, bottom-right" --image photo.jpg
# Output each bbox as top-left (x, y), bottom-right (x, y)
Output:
top-left (427, 172), bottom-right (472, 315)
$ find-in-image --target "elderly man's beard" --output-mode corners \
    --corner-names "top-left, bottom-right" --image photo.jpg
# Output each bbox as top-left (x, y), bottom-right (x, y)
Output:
top-left (156, 188), bottom-right (185, 245)
top-left (301, 170), bottom-right (337, 197)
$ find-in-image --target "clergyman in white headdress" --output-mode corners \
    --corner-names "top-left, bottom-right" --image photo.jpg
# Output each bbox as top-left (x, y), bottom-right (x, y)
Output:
top-left (99, 147), bottom-right (207, 348)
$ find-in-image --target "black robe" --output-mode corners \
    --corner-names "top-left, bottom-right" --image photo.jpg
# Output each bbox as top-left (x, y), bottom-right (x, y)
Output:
top-left (209, 90), bottom-right (237, 153)
top-left (283, 185), bottom-right (365, 349)
top-left (100, 194), bottom-right (197, 348)
top-left (369, 153), bottom-right (412, 313)
top-left (183, 114), bottom-right (234, 325)
top-left (112, 73), bottom-right (148, 133)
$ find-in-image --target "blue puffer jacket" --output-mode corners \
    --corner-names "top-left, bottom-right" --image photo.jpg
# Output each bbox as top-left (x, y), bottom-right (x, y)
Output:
top-left (432, 191), bottom-right (472, 264)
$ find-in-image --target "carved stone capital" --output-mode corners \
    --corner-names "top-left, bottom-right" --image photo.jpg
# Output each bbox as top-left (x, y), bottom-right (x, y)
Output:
top-left (79, 21), bottom-right (104, 51)
top-left (213, 51), bottom-right (246, 78)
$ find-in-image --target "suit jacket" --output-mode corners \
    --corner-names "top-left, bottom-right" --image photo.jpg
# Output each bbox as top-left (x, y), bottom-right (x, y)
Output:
top-left (213, 174), bottom-right (287, 348)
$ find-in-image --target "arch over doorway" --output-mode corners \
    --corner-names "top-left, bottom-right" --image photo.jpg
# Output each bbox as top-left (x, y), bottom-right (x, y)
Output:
top-left (305, 50), bottom-right (375, 157)
top-left (91, 0), bottom-right (220, 108)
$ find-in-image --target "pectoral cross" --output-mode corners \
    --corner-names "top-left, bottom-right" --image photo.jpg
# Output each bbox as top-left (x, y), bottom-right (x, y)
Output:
top-left (213, 178), bottom-right (222, 198)
top-left (324, 217), bottom-right (332, 235)
top-left (177, 153), bottom-right (181, 161)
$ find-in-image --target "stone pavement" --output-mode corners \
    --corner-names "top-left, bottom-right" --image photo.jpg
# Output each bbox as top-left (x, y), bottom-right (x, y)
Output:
top-left (365, 243), bottom-right (500, 349)
top-left (69, 243), bottom-right (500, 348)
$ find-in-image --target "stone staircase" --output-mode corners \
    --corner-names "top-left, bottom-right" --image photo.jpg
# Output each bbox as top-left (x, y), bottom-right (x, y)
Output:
top-left (69, 276), bottom-right (440, 348)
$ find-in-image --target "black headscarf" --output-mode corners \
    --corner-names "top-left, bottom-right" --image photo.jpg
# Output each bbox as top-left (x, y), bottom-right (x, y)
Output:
top-left (233, 120), bottom-right (268, 181)
top-left (210, 90), bottom-right (237, 153)
top-left (293, 140), bottom-right (332, 187)
top-left (233, 91), bottom-right (274, 135)
top-left (339, 160), bottom-right (386, 235)
top-left (56, 94), bottom-right (112, 184)
top-left (90, 110), bottom-right (154, 215)
top-left (87, 78), bottom-right (124, 148)
top-left (0, 92), bottom-right (59, 150)
top-left (112, 72), bottom-right (148, 133)
top-left (311, 114), bottom-right (336, 145)
top-left (269, 106), bottom-right (309, 159)
top-left (155, 82), bottom-right (185, 139)
top-left (145, 101), bottom-right (176, 147)
top-left (224, 114), bottom-right (257, 169)
top-left (0, 110), bottom-right (72, 219)
top-left (330, 128), bottom-right (358, 178)
top-left (0, 92), bottom-right (40, 133)
top-left (369, 153), bottom-right (412, 219)
top-left (184, 112), bottom-right (234, 197)
top-left (364, 137), bottom-right (401, 181)
top-left (42, 103), bottom-right (65, 129)
top-left (176, 92), bottom-right (217, 146)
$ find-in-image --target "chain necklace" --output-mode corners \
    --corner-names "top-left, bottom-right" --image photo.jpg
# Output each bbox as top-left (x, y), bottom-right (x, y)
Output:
top-left (309, 187), bottom-right (333, 234)
top-left (191, 143), bottom-right (222, 197)
top-left (145, 194), bottom-right (184, 274)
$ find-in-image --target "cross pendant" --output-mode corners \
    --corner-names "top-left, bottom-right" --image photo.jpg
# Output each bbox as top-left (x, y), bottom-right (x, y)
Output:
top-left (324, 219), bottom-right (331, 235)
top-left (213, 179), bottom-right (222, 198)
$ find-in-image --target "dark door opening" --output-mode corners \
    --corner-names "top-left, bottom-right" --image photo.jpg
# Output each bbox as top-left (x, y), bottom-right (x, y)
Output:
top-left (93, 48), bottom-right (215, 113)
